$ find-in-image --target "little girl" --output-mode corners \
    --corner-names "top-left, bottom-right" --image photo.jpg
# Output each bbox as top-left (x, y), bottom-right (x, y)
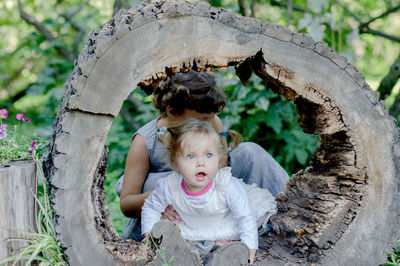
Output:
top-left (118, 70), bottom-right (289, 241)
top-left (141, 119), bottom-right (277, 264)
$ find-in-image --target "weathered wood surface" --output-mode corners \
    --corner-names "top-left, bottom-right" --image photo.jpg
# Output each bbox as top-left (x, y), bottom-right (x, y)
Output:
top-left (148, 220), bottom-right (202, 265)
top-left (0, 160), bottom-right (37, 265)
top-left (43, 0), bottom-right (400, 265)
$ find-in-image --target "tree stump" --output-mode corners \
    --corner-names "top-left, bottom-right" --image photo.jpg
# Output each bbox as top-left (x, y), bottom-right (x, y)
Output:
top-left (149, 220), bottom-right (202, 265)
top-left (0, 160), bottom-right (37, 265)
top-left (43, 1), bottom-right (400, 265)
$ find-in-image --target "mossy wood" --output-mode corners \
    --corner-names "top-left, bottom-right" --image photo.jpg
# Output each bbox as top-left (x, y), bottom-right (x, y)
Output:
top-left (44, 1), bottom-right (400, 265)
top-left (0, 161), bottom-right (37, 265)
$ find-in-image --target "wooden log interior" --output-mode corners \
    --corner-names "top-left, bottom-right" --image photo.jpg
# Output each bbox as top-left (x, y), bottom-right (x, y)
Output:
top-left (0, 160), bottom-right (37, 265)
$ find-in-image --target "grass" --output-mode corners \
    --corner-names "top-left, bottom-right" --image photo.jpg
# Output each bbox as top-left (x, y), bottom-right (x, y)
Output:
top-left (143, 233), bottom-right (174, 266)
top-left (0, 156), bottom-right (68, 265)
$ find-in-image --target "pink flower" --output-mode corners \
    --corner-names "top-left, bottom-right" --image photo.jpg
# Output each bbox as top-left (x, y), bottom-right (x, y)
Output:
top-left (0, 109), bottom-right (7, 119)
top-left (16, 113), bottom-right (30, 123)
top-left (0, 124), bottom-right (7, 139)
top-left (30, 140), bottom-right (37, 155)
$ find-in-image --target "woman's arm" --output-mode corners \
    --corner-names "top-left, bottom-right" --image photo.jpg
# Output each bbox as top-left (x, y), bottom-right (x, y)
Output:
top-left (212, 115), bottom-right (225, 133)
top-left (120, 134), bottom-right (151, 218)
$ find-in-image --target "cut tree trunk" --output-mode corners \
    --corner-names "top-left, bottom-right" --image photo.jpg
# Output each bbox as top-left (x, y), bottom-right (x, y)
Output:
top-left (43, 1), bottom-right (400, 265)
top-left (0, 160), bottom-right (37, 265)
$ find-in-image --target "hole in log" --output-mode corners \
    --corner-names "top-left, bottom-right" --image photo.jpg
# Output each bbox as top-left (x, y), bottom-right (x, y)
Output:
top-left (88, 50), bottom-right (367, 264)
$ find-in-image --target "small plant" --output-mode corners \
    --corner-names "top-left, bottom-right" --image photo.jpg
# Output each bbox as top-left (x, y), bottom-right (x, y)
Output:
top-left (385, 239), bottom-right (400, 266)
top-left (0, 109), bottom-right (41, 165)
top-left (143, 234), bottom-right (174, 266)
top-left (0, 109), bottom-right (68, 265)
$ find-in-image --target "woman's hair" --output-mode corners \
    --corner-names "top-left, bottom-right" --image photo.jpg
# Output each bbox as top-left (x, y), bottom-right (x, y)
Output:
top-left (159, 119), bottom-right (242, 168)
top-left (152, 70), bottom-right (227, 117)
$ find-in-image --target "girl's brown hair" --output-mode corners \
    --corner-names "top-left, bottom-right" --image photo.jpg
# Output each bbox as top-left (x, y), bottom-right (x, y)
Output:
top-left (159, 119), bottom-right (242, 169)
top-left (152, 70), bottom-right (227, 117)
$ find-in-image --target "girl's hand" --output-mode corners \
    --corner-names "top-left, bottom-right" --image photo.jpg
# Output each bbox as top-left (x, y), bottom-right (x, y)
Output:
top-left (249, 249), bottom-right (256, 264)
top-left (161, 204), bottom-right (180, 222)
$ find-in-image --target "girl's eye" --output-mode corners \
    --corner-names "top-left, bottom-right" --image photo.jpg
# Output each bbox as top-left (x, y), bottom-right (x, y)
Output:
top-left (206, 153), bottom-right (213, 158)
top-left (186, 154), bottom-right (195, 159)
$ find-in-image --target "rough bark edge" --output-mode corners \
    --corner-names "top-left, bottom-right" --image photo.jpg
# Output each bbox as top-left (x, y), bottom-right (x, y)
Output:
top-left (66, 0), bottom-right (384, 114)
top-left (91, 147), bottom-right (149, 264)
top-left (237, 53), bottom-right (366, 263)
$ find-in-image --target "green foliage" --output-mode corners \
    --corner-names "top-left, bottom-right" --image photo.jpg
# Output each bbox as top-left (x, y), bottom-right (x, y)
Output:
top-left (144, 234), bottom-right (175, 266)
top-left (0, 154), bottom-right (68, 265)
top-left (384, 239), bottom-right (400, 266)
top-left (0, 112), bottom-right (46, 166)
top-left (0, 126), bottom-right (35, 165)
top-left (218, 68), bottom-right (319, 175)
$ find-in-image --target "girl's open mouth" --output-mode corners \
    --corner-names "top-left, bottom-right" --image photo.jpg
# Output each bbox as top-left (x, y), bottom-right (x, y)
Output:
top-left (195, 172), bottom-right (206, 180)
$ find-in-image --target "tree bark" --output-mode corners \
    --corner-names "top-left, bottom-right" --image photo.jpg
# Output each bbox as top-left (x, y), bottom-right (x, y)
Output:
top-left (238, 0), bottom-right (249, 17)
top-left (285, 0), bottom-right (293, 26)
top-left (44, 1), bottom-right (400, 265)
top-left (0, 161), bottom-right (37, 265)
top-left (389, 93), bottom-right (400, 119)
top-left (250, 0), bottom-right (258, 17)
top-left (377, 54), bottom-right (400, 99)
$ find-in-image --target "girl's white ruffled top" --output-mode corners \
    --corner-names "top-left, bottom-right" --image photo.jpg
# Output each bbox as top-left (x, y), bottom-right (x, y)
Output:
top-left (141, 167), bottom-right (277, 250)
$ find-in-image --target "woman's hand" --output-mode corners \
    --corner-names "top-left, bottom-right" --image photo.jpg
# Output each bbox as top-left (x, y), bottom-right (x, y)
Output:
top-left (161, 204), bottom-right (180, 222)
top-left (249, 249), bottom-right (256, 264)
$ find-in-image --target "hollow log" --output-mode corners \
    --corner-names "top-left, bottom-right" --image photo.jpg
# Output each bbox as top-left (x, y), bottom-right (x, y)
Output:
top-left (0, 160), bottom-right (37, 265)
top-left (43, 1), bottom-right (400, 265)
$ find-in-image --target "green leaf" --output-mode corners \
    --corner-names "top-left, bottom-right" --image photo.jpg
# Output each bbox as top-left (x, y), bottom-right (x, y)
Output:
top-left (284, 147), bottom-right (295, 165)
top-left (237, 85), bottom-right (251, 100)
top-left (307, 0), bottom-right (329, 14)
top-left (266, 110), bottom-right (283, 134)
top-left (295, 149), bottom-right (309, 165)
top-left (255, 97), bottom-right (269, 111)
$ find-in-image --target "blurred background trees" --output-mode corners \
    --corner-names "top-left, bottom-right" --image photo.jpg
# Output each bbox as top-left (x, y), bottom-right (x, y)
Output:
top-left (1, 0), bottom-right (399, 234)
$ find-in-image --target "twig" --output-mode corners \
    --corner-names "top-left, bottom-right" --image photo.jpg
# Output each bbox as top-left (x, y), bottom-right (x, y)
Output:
top-left (339, 2), bottom-right (400, 43)
top-left (17, 0), bottom-right (74, 63)
top-left (253, 250), bottom-right (269, 262)
top-left (119, 107), bottom-right (142, 131)
top-left (113, 0), bottom-right (131, 17)
top-left (271, 0), bottom-right (400, 43)
top-left (359, 27), bottom-right (400, 42)
top-left (63, 0), bottom-right (89, 19)
top-left (238, 0), bottom-right (249, 17)
top-left (286, 0), bottom-right (293, 26)
top-left (338, 2), bottom-right (363, 24)
top-left (362, 5), bottom-right (400, 27)
top-left (2, 60), bottom-right (30, 89)
top-left (389, 93), bottom-right (400, 119)
top-left (251, 0), bottom-right (258, 18)
top-left (377, 54), bottom-right (400, 99)
top-left (269, 0), bottom-right (305, 13)
top-left (61, 0), bottom-right (89, 59)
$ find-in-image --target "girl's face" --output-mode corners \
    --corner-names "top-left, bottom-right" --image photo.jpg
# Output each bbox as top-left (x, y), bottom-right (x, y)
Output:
top-left (175, 132), bottom-right (219, 193)
top-left (168, 109), bottom-right (216, 122)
